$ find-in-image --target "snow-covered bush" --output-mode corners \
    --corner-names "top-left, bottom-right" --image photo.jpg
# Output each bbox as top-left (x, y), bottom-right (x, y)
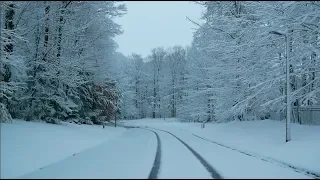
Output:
top-left (0, 102), bottom-right (12, 123)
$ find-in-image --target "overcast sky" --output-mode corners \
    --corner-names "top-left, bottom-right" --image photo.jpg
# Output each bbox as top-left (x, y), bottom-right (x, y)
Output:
top-left (114, 1), bottom-right (204, 58)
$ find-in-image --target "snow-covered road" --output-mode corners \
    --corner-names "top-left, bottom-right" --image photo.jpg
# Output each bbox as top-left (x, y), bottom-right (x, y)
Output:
top-left (19, 126), bottom-right (221, 179)
top-left (150, 128), bottom-right (214, 179)
top-left (13, 121), bottom-right (314, 179)
top-left (147, 126), bottom-right (312, 179)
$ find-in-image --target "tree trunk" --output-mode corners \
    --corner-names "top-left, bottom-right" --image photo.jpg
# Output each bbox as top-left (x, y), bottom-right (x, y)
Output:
top-left (153, 73), bottom-right (156, 118)
top-left (171, 77), bottom-right (175, 117)
top-left (43, 3), bottom-right (50, 62)
top-left (57, 1), bottom-right (71, 59)
top-left (135, 77), bottom-right (138, 109)
top-left (308, 30), bottom-right (317, 105)
top-left (3, 3), bottom-right (15, 82)
top-left (157, 66), bottom-right (160, 118)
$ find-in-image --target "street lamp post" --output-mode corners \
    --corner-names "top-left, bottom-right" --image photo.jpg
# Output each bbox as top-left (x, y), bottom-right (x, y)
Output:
top-left (269, 30), bottom-right (291, 142)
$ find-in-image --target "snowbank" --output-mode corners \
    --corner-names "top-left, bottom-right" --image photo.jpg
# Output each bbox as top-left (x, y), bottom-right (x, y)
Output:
top-left (0, 119), bottom-right (127, 178)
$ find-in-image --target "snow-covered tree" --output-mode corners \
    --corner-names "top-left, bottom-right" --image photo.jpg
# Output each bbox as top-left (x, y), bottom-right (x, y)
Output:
top-left (1, 1), bottom-right (126, 124)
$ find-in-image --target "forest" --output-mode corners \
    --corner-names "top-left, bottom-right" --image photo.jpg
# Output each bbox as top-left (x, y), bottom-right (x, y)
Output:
top-left (1, 1), bottom-right (319, 125)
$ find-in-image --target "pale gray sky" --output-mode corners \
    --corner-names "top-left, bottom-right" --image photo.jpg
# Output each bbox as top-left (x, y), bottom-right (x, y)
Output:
top-left (114, 1), bottom-right (204, 58)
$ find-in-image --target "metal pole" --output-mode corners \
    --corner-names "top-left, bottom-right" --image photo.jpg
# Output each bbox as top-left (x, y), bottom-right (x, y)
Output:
top-left (269, 30), bottom-right (293, 142)
top-left (285, 34), bottom-right (291, 142)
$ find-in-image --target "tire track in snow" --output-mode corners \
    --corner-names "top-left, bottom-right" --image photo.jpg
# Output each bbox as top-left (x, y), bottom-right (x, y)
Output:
top-left (179, 128), bottom-right (320, 179)
top-left (146, 126), bottom-right (223, 179)
top-left (138, 128), bottom-right (162, 179)
top-left (113, 123), bottom-right (162, 179)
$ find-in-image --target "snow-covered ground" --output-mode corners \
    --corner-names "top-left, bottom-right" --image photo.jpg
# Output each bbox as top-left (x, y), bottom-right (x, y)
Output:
top-left (0, 120), bottom-right (127, 178)
top-left (2, 118), bottom-right (319, 179)
top-left (123, 118), bottom-right (320, 177)
top-left (20, 128), bottom-right (157, 179)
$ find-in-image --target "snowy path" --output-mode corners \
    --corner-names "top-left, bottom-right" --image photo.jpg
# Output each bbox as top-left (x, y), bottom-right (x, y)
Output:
top-left (147, 126), bottom-right (313, 179)
top-left (148, 128), bottom-right (219, 179)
